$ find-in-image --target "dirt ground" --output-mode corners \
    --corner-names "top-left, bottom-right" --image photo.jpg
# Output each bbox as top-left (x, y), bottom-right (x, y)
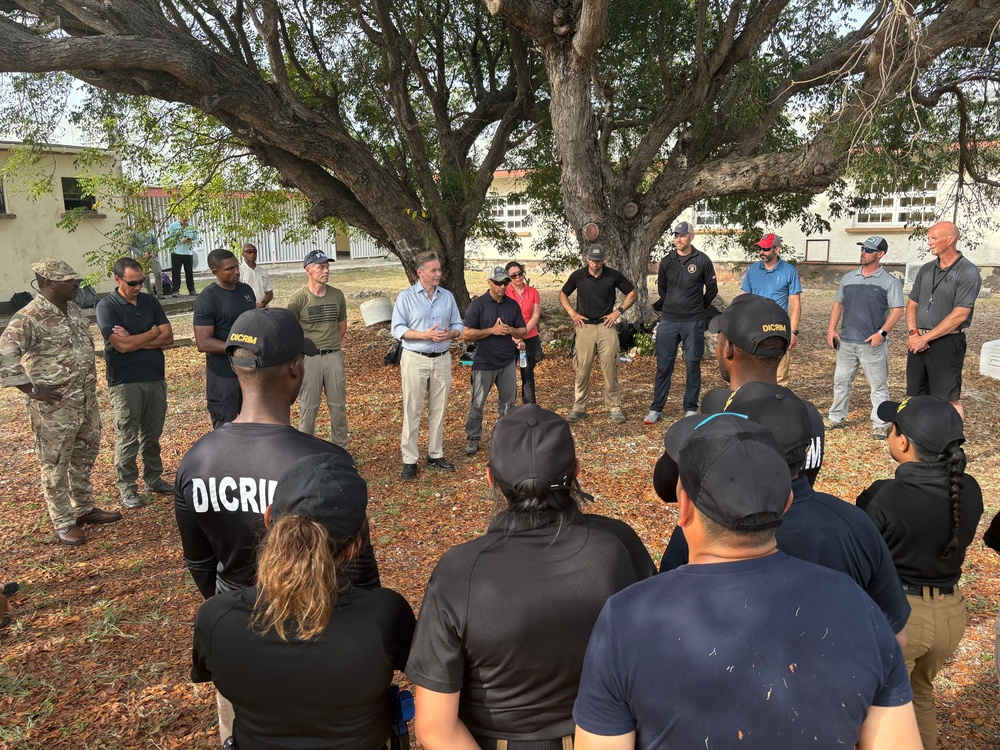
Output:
top-left (1, 267), bottom-right (998, 749)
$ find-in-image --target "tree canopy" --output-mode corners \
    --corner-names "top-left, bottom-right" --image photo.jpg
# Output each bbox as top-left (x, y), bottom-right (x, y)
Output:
top-left (0, 1), bottom-right (998, 310)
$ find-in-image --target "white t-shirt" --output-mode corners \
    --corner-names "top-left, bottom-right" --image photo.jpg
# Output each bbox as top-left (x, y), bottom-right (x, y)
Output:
top-left (239, 262), bottom-right (273, 305)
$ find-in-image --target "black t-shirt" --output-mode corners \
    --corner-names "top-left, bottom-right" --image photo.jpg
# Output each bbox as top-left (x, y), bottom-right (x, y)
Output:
top-left (406, 512), bottom-right (655, 742)
top-left (463, 292), bottom-right (526, 371)
top-left (193, 283), bottom-right (257, 378)
top-left (857, 461), bottom-right (983, 588)
top-left (701, 386), bottom-right (825, 485)
top-left (561, 266), bottom-right (636, 320)
top-left (193, 585), bottom-right (415, 750)
top-left (656, 248), bottom-right (719, 322)
top-left (95, 291), bottom-right (169, 385)
top-left (174, 423), bottom-right (380, 597)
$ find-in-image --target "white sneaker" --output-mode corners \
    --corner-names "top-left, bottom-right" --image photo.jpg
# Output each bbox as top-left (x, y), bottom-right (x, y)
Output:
top-left (644, 410), bottom-right (661, 425)
top-left (684, 410), bottom-right (698, 417)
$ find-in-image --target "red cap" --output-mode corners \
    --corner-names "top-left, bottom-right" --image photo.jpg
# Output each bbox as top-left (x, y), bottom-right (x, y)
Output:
top-left (755, 233), bottom-right (782, 249)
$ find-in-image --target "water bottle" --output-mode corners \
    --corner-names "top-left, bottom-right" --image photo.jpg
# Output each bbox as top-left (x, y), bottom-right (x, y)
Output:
top-left (519, 349), bottom-right (528, 368)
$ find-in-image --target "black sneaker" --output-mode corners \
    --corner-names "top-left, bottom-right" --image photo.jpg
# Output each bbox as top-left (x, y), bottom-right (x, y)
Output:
top-left (401, 463), bottom-right (418, 480)
top-left (428, 456), bottom-right (456, 471)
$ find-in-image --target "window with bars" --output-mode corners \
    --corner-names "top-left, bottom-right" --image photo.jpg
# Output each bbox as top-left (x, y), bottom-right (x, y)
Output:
top-left (855, 181), bottom-right (938, 226)
top-left (488, 193), bottom-right (531, 229)
top-left (694, 201), bottom-right (740, 229)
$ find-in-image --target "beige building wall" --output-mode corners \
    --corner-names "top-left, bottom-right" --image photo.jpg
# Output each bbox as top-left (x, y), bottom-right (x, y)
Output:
top-left (1, 145), bottom-right (122, 301)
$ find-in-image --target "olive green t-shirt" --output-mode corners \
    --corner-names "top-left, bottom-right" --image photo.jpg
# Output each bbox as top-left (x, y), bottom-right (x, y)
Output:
top-left (286, 285), bottom-right (348, 351)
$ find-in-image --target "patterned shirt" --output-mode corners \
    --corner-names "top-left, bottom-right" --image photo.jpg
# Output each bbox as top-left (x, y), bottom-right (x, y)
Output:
top-left (0, 294), bottom-right (97, 410)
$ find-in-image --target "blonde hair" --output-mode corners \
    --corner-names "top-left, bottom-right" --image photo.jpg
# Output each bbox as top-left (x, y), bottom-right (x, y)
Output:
top-left (251, 515), bottom-right (358, 641)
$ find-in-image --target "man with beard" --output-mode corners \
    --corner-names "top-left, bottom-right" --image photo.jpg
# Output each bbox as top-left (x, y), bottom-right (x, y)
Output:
top-left (826, 236), bottom-right (904, 439)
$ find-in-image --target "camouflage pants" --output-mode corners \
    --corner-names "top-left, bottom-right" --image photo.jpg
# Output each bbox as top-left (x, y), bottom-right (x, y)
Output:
top-left (27, 392), bottom-right (101, 530)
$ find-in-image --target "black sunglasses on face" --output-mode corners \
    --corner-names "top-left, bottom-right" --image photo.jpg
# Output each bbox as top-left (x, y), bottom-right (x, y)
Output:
top-left (861, 247), bottom-right (882, 254)
top-left (490, 279), bottom-right (510, 286)
top-left (124, 278), bottom-right (147, 287)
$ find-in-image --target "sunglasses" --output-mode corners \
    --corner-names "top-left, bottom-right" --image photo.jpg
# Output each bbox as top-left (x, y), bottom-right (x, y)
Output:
top-left (123, 277), bottom-right (147, 287)
top-left (490, 278), bottom-right (510, 286)
top-left (509, 271), bottom-right (524, 278)
top-left (861, 247), bottom-right (883, 254)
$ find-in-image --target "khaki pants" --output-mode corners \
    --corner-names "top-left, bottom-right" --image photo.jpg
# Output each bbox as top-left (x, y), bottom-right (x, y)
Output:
top-left (109, 379), bottom-right (167, 498)
top-left (776, 348), bottom-right (791, 388)
top-left (216, 689), bottom-right (235, 744)
top-left (298, 350), bottom-right (348, 448)
top-left (27, 391), bottom-right (101, 530)
top-left (572, 324), bottom-right (621, 413)
top-left (400, 349), bottom-right (452, 464)
top-left (903, 589), bottom-right (967, 750)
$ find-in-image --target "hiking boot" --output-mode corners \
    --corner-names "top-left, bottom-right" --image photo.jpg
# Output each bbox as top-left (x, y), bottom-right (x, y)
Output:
top-left (610, 410), bottom-right (627, 424)
top-left (465, 440), bottom-right (480, 455)
top-left (122, 491), bottom-right (145, 509)
top-left (644, 410), bottom-right (661, 425)
top-left (823, 416), bottom-right (845, 430)
top-left (76, 507), bottom-right (124, 525)
top-left (872, 425), bottom-right (890, 440)
top-left (566, 411), bottom-right (587, 423)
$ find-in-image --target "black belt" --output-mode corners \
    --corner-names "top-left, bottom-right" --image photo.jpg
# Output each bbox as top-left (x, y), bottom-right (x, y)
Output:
top-left (902, 583), bottom-right (954, 597)
top-left (315, 349), bottom-right (341, 355)
top-left (414, 350), bottom-right (448, 358)
top-left (917, 329), bottom-right (964, 336)
top-left (583, 318), bottom-right (606, 325)
top-left (475, 737), bottom-right (572, 750)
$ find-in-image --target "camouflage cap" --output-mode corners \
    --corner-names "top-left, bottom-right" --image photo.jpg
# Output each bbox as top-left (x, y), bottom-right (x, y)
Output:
top-left (31, 257), bottom-right (81, 281)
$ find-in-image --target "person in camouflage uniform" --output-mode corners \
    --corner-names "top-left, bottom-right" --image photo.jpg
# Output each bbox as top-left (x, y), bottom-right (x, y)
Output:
top-left (0, 258), bottom-right (122, 545)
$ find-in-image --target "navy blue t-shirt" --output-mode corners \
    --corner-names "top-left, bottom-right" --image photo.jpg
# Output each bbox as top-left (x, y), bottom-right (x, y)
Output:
top-left (95, 290), bottom-right (170, 385)
top-left (193, 282), bottom-right (256, 378)
top-left (574, 553), bottom-right (911, 749)
top-left (463, 291), bottom-right (525, 371)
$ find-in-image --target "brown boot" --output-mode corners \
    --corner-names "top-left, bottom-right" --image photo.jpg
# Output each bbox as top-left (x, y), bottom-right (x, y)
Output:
top-left (75, 507), bottom-right (123, 526)
top-left (56, 525), bottom-right (86, 546)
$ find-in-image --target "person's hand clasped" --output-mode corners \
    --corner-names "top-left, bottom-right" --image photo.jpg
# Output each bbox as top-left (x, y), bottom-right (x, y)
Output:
top-left (493, 317), bottom-right (512, 336)
top-left (426, 324), bottom-right (450, 342)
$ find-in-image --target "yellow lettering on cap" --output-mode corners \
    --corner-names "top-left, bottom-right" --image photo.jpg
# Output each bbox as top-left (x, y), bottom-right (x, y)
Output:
top-left (761, 323), bottom-right (787, 332)
top-left (230, 333), bottom-right (258, 344)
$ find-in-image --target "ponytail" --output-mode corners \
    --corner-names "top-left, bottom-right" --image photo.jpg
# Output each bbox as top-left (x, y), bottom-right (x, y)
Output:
top-left (252, 515), bottom-right (358, 641)
top-left (907, 434), bottom-right (966, 560)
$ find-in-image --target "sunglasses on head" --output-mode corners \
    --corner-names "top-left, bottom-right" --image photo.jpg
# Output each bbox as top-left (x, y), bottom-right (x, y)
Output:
top-left (123, 277), bottom-right (146, 287)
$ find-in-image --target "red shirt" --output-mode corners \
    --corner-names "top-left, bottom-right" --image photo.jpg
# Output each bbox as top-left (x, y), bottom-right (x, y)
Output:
top-left (506, 283), bottom-right (540, 338)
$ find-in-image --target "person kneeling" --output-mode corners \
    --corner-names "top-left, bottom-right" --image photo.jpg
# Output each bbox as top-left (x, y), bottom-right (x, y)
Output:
top-left (192, 454), bottom-right (415, 749)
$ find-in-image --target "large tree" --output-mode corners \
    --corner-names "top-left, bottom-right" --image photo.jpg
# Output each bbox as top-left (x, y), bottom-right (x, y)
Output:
top-left (0, 0), bottom-right (538, 309)
top-left (487, 0), bottom-right (1000, 305)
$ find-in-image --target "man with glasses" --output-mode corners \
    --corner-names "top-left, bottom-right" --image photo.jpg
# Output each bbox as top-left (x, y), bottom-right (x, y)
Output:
top-left (1, 258), bottom-right (122, 545)
top-left (239, 243), bottom-right (273, 309)
top-left (461, 266), bottom-right (526, 455)
top-left (826, 236), bottom-right (904, 439)
top-left (96, 257), bottom-right (175, 509)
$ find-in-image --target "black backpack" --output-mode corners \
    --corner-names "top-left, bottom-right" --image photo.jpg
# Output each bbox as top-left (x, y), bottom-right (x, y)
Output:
top-left (9, 291), bottom-right (32, 312)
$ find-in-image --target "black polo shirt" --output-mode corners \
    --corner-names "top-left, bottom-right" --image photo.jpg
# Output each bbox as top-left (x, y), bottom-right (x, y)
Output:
top-left (463, 291), bottom-right (525, 371)
top-left (657, 247), bottom-right (718, 322)
top-left (95, 290), bottom-right (170, 386)
top-left (561, 266), bottom-right (635, 320)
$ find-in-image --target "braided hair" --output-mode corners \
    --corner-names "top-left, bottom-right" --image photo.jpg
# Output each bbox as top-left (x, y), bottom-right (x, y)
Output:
top-left (904, 430), bottom-right (967, 559)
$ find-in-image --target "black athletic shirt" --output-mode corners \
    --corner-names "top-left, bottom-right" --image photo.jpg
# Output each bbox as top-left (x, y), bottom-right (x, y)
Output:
top-left (406, 512), bottom-right (655, 742)
top-left (192, 282), bottom-right (256, 378)
top-left (95, 291), bottom-right (170, 385)
top-left (174, 422), bottom-right (380, 598)
top-left (656, 247), bottom-right (718, 322)
top-left (194, 584), bottom-right (414, 749)
top-left (561, 266), bottom-right (636, 320)
top-left (463, 291), bottom-right (526, 371)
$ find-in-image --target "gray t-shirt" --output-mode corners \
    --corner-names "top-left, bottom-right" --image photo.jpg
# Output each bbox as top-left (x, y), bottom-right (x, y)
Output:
top-left (909, 254), bottom-right (981, 330)
top-left (834, 267), bottom-right (904, 344)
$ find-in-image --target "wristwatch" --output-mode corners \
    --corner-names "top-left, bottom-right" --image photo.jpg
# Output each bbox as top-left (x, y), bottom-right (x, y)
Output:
top-left (908, 329), bottom-right (918, 336)
top-left (617, 306), bottom-right (625, 314)
top-left (878, 329), bottom-right (889, 337)
top-left (791, 329), bottom-right (799, 335)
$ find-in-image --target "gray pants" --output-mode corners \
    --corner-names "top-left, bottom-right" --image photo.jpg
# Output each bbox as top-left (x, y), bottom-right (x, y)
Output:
top-left (143, 257), bottom-right (163, 295)
top-left (829, 340), bottom-right (890, 426)
top-left (465, 363), bottom-right (517, 442)
top-left (109, 380), bottom-right (167, 498)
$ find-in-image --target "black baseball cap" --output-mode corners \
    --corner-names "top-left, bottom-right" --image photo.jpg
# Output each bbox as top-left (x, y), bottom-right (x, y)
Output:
top-left (489, 404), bottom-right (576, 488)
top-left (586, 245), bottom-right (607, 262)
top-left (226, 308), bottom-right (318, 367)
top-left (876, 397), bottom-right (965, 453)
top-left (271, 454), bottom-right (367, 540)
top-left (717, 382), bottom-right (812, 457)
top-left (709, 294), bottom-right (790, 358)
top-left (664, 413), bottom-right (791, 531)
top-left (673, 221), bottom-right (693, 235)
top-left (303, 249), bottom-right (330, 268)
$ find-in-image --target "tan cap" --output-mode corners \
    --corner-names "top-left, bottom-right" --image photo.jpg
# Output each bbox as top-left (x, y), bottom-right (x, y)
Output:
top-left (30, 257), bottom-right (81, 281)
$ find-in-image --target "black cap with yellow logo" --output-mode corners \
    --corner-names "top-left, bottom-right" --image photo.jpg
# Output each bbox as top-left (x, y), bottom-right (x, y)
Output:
top-left (708, 294), bottom-right (790, 359)
top-left (225, 308), bottom-right (318, 368)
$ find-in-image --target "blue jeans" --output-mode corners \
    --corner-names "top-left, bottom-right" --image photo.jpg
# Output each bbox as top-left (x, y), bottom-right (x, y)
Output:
top-left (650, 319), bottom-right (705, 413)
top-left (829, 340), bottom-right (889, 426)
